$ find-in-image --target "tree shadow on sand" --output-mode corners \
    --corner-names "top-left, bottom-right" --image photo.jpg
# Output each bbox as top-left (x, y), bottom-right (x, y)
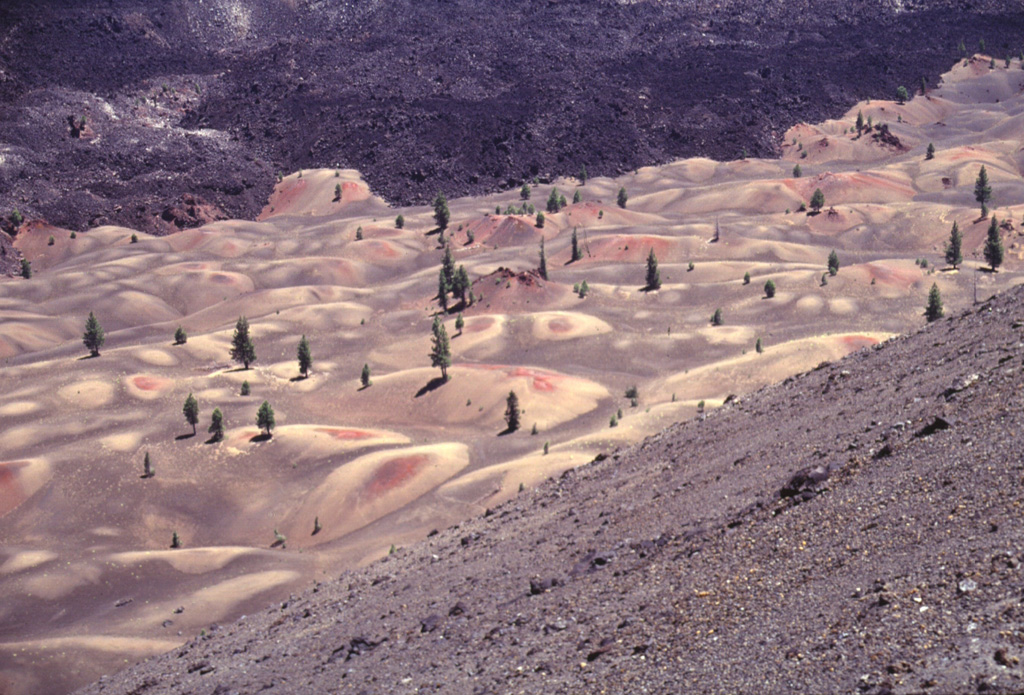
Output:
top-left (415, 376), bottom-right (447, 398)
top-left (249, 432), bottom-right (273, 443)
top-left (174, 432), bottom-right (196, 441)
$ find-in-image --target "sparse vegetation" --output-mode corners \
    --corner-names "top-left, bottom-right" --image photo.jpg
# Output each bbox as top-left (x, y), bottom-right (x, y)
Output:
top-left (297, 335), bottom-right (312, 378)
top-left (209, 408), bottom-right (224, 442)
top-left (645, 248), bottom-right (661, 290)
top-left (984, 215), bottom-right (1004, 271)
top-left (546, 188), bottom-right (561, 214)
top-left (809, 188), bottom-right (825, 214)
top-left (430, 316), bottom-right (452, 382)
top-left (945, 221), bottom-right (963, 269)
top-left (926, 283), bottom-right (944, 322)
top-left (975, 165), bottom-right (992, 216)
top-left (504, 391), bottom-right (521, 432)
top-left (230, 316), bottom-right (256, 369)
top-left (83, 311), bottom-right (105, 357)
top-left (433, 191), bottom-right (450, 230)
top-left (256, 401), bottom-right (275, 437)
top-left (182, 393), bottom-right (199, 435)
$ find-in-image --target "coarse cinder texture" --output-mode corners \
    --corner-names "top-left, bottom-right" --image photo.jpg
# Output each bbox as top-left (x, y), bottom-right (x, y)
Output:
top-left (1, 0), bottom-right (1022, 233)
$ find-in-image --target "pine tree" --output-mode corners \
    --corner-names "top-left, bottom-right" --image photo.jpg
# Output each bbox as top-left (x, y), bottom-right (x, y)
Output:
top-left (711, 308), bottom-right (723, 326)
top-left (572, 189), bottom-right (581, 204)
top-left (535, 210), bottom-right (545, 228)
top-left (361, 363), bottom-right (372, 388)
top-left (520, 183), bottom-right (531, 200)
top-left (743, 271), bottom-right (751, 285)
top-left (430, 316), bottom-right (452, 382)
top-left (356, 226), bottom-right (364, 241)
top-left (20, 258), bottom-right (31, 279)
top-left (856, 111), bottom-right (865, 133)
top-left (256, 401), bottom-right (275, 437)
top-left (142, 451), bottom-right (154, 478)
top-left (578, 280), bottom-right (589, 298)
top-left (579, 165), bottom-right (588, 184)
top-left (546, 187), bottom-right (561, 214)
top-left (921, 76), bottom-right (928, 95)
top-left (945, 221), bottom-right (963, 269)
top-left (441, 243), bottom-right (455, 287)
top-left (617, 187), bottom-right (628, 208)
top-left (984, 215), bottom-right (1004, 271)
top-left (645, 248), bottom-right (661, 290)
top-left (975, 165), bottom-right (992, 216)
top-left (755, 337), bottom-right (763, 354)
top-left (538, 238), bottom-right (548, 280)
top-left (209, 408), bottom-right (224, 441)
top-left (334, 183), bottom-right (342, 201)
top-left (827, 249), bottom-right (840, 276)
top-left (395, 214), bottom-right (404, 229)
top-left (453, 265), bottom-right (471, 304)
top-left (171, 531), bottom-right (181, 549)
top-left (504, 391), bottom-right (521, 432)
top-left (571, 227), bottom-right (582, 262)
top-left (183, 393), bottom-right (199, 435)
top-left (240, 380), bottom-right (250, 396)
top-left (433, 192), bottom-right (450, 230)
top-left (559, 195), bottom-right (567, 209)
top-left (174, 326), bottom-right (187, 345)
top-left (230, 316), bottom-right (256, 369)
top-left (83, 311), bottom-right (105, 357)
top-left (926, 142), bottom-right (935, 160)
top-left (809, 188), bottom-right (825, 213)
top-left (896, 86), bottom-right (909, 104)
top-left (437, 268), bottom-right (450, 313)
top-left (455, 313), bottom-right (465, 334)
top-left (793, 164), bottom-right (801, 178)
top-left (297, 335), bottom-right (312, 378)
top-left (925, 283), bottom-right (944, 322)
top-left (764, 279), bottom-right (777, 298)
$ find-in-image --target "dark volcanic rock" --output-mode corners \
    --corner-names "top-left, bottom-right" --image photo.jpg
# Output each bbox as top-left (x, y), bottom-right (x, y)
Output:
top-left (1, 1), bottom-right (1022, 232)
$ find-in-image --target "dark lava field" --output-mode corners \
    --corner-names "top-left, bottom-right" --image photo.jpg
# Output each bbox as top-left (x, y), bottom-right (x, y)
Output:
top-left (1, 0), bottom-right (1022, 234)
